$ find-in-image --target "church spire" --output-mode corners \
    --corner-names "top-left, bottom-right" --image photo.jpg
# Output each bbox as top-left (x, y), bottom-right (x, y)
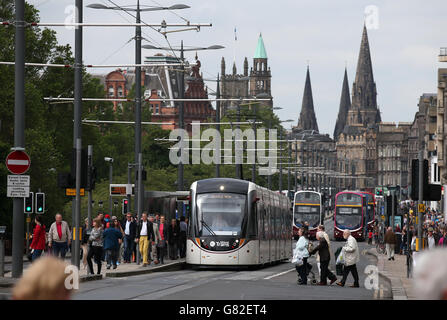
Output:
top-left (352, 24), bottom-right (377, 110)
top-left (297, 67), bottom-right (319, 132)
top-left (334, 68), bottom-right (351, 139)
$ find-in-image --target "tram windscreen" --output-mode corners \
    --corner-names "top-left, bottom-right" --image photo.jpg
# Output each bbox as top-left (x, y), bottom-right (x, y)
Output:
top-left (294, 205), bottom-right (320, 228)
top-left (196, 193), bottom-right (246, 236)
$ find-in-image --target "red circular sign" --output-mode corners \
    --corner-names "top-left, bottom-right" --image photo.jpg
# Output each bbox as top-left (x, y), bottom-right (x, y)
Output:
top-left (5, 150), bottom-right (31, 174)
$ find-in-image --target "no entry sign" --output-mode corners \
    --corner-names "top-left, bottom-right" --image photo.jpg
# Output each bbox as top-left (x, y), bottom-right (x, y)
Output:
top-left (5, 150), bottom-right (31, 175)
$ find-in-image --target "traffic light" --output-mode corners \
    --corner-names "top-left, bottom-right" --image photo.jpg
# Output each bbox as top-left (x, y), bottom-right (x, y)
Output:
top-left (35, 193), bottom-right (45, 213)
top-left (410, 159), bottom-right (429, 200)
top-left (86, 166), bottom-right (97, 191)
top-left (410, 159), bottom-right (441, 201)
top-left (122, 198), bottom-right (129, 215)
top-left (24, 192), bottom-right (34, 214)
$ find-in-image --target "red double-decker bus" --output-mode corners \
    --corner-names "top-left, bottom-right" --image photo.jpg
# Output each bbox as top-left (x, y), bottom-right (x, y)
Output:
top-left (334, 191), bottom-right (368, 241)
top-left (359, 191), bottom-right (376, 231)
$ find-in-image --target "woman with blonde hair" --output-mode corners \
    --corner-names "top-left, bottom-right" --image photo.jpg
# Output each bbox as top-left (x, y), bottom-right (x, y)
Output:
top-left (12, 256), bottom-right (72, 300)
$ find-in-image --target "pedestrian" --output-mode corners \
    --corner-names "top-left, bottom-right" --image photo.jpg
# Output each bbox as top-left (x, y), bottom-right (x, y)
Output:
top-left (168, 218), bottom-right (180, 260)
top-left (29, 215), bottom-right (46, 262)
top-left (427, 227), bottom-right (437, 249)
top-left (179, 216), bottom-right (187, 258)
top-left (293, 227), bottom-right (309, 285)
top-left (48, 213), bottom-right (71, 259)
top-left (87, 218), bottom-right (104, 275)
top-left (336, 230), bottom-right (360, 288)
top-left (12, 256), bottom-right (72, 300)
top-left (309, 231), bottom-right (337, 286)
top-left (315, 225), bottom-right (332, 277)
top-left (121, 212), bottom-right (137, 263)
top-left (368, 229), bottom-right (373, 245)
top-left (103, 219), bottom-right (123, 270)
top-left (384, 226), bottom-right (396, 261)
top-left (155, 214), bottom-right (160, 225)
top-left (112, 218), bottom-right (124, 265)
top-left (157, 215), bottom-right (168, 264)
top-left (149, 215), bottom-right (161, 264)
top-left (136, 212), bottom-right (155, 267)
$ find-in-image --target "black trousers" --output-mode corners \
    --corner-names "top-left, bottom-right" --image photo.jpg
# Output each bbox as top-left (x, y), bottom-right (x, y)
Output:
top-left (320, 260), bottom-right (337, 284)
top-left (341, 264), bottom-right (359, 286)
top-left (296, 257), bottom-right (308, 284)
top-left (87, 246), bottom-right (103, 275)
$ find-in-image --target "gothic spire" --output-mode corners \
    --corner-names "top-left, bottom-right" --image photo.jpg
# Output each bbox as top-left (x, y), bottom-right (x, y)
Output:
top-left (334, 68), bottom-right (351, 139)
top-left (297, 67), bottom-right (319, 132)
top-left (352, 25), bottom-right (377, 110)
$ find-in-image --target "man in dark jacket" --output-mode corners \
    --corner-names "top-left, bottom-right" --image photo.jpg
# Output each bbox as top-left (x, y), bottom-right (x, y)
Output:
top-left (103, 224), bottom-right (123, 269)
top-left (168, 218), bottom-right (180, 260)
top-left (121, 212), bottom-right (137, 263)
top-left (384, 227), bottom-right (396, 261)
top-left (309, 231), bottom-right (337, 285)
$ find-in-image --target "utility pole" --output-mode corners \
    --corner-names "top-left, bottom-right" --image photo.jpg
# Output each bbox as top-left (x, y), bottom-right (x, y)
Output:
top-left (279, 129), bottom-right (283, 193)
top-left (134, 0), bottom-right (143, 228)
top-left (301, 141), bottom-right (304, 191)
top-left (267, 120), bottom-right (272, 190)
top-left (391, 189), bottom-right (395, 231)
top-left (87, 145), bottom-right (93, 231)
top-left (127, 164), bottom-right (132, 212)
top-left (287, 141), bottom-right (291, 195)
top-left (235, 102), bottom-right (242, 179)
top-left (417, 147), bottom-right (424, 251)
top-left (215, 75), bottom-right (220, 178)
top-left (178, 40), bottom-right (185, 190)
top-left (71, 0), bottom-right (83, 268)
top-left (251, 104), bottom-right (257, 184)
top-left (294, 139), bottom-right (298, 192)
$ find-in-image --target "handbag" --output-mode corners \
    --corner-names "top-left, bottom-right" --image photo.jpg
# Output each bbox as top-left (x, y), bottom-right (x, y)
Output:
top-left (157, 239), bottom-right (166, 248)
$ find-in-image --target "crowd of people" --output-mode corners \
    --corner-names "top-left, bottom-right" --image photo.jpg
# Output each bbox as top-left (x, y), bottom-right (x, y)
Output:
top-left (292, 225), bottom-right (360, 288)
top-left (28, 211), bottom-right (189, 275)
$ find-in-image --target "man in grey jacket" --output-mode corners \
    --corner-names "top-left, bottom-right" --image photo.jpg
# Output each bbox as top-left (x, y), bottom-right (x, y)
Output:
top-left (48, 214), bottom-right (72, 259)
top-left (336, 229), bottom-right (360, 288)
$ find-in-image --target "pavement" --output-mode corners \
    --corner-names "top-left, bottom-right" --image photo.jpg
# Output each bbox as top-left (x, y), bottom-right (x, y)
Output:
top-left (366, 247), bottom-right (415, 300)
top-left (0, 253), bottom-right (185, 290)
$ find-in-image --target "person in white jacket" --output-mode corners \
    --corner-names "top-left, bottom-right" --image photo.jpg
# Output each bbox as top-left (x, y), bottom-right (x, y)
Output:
top-left (336, 229), bottom-right (360, 288)
top-left (293, 227), bottom-right (310, 285)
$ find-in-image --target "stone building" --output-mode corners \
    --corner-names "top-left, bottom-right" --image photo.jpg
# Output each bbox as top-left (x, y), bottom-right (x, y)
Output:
top-left (220, 33), bottom-right (273, 117)
top-left (436, 50), bottom-right (447, 185)
top-left (335, 25), bottom-right (381, 191)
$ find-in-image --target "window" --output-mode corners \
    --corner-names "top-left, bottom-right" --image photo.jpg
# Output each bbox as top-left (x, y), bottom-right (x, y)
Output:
top-left (118, 87), bottom-right (123, 97)
top-left (155, 106), bottom-right (159, 115)
top-left (108, 86), bottom-right (114, 97)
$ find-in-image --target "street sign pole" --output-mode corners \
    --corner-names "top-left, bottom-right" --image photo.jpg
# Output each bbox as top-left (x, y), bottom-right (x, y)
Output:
top-left (87, 145), bottom-right (93, 231)
top-left (417, 149), bottom-right (424, 251)
top-left (12, 0), bottom-right (25, 278)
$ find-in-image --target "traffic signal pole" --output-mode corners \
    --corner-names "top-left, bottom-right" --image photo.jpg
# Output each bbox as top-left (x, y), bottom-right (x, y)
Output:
top-left (417, 148), bottom-right (423, 251)
top-left (12, 0), bottom-right (25, 278)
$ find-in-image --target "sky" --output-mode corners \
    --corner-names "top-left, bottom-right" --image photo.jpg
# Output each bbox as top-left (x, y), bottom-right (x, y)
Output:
top-left (28, 0), bottom-right (447, 138)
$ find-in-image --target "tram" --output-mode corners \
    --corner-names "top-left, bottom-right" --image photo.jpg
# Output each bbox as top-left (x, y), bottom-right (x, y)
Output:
top-left (186, 178), bottom-right (292, 266)
top-left (334, 191), bottom-right (368, 241)
top-left (292, 190), bottom-right (323, 240)
top-left (359, 191), bottom-right (376, 231)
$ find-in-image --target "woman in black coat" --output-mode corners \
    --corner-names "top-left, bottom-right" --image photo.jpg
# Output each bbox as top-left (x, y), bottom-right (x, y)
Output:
top-left (309, 231), bottom-right (338, 286)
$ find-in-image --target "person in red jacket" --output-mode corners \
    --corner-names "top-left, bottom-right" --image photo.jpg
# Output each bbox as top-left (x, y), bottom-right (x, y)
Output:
top-left (30, 215), bottom-right (46, 262)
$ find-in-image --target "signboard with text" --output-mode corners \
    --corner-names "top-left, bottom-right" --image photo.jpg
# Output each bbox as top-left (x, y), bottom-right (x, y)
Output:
top-left (7, 175), bottom-right (30, 198)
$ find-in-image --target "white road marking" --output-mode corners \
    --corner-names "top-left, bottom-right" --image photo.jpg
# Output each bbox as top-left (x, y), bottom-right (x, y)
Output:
top-left (263, 268), bottom-right (295, 280)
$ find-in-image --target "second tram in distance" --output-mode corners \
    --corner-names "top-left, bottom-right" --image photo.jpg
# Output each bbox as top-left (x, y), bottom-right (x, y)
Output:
top-left (186, 178), bottom-right (292, 267)
top-left (334, 191), bottom-right (368, 241)
top-left (293, 190), bottom-right (323, 240)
